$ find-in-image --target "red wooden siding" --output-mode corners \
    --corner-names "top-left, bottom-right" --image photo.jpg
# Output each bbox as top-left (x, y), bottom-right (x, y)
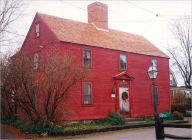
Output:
top-left (52, 42), bottom-right (170, 121)
top-left (20, 13), bottom-right (170, 121)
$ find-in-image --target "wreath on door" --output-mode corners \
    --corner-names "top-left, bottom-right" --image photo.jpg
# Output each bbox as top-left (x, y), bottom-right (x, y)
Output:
top-left (122, 91), bottom-right (128, 100)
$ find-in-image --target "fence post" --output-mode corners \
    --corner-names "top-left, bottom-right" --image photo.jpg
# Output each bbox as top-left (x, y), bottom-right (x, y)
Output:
top-left (154, 114), bottom-right (164, 139)
top-left (159, 118), bottom-right (164, 139)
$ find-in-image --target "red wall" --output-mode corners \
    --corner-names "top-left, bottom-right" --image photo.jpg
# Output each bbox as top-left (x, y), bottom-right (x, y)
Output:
top-left (53, 42), bottom-right (171, 121)
top-left (21, 14), bottom-right (60, 56)
top-left (19, 15), bottom-right (61, 119)
top-left (21, 15), bottom-right (170, 121)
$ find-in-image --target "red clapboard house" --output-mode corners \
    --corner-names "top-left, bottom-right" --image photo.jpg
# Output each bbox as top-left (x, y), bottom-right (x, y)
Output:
top-left (21, 2), bottom-right (170, 121)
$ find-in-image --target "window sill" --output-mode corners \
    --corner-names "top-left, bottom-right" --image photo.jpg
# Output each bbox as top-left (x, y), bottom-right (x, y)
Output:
top-left (119, 69), bottom-right (127, 72)
top-left (81, 104), bottom-right (93, 107)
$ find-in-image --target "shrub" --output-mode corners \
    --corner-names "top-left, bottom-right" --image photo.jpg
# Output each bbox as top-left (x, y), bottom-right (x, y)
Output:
top-left (171, 111), bottom-right (184, 120)
top-left (187, 97), bottom-right (192, 110)
top-left (171, 91), bottom-right (189, 113)
top-left (1, 113), bottom-right (126, 136)
top-left (184, 111), bottom-right (192, 117)
top-left (105, 112), bottom-right (125, 126)
top-left (1, 118), bottom-right (16, 125)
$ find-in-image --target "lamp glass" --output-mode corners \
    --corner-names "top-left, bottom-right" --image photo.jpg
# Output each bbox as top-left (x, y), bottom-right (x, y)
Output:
top-left (148, 66), bottom-right (158, 79)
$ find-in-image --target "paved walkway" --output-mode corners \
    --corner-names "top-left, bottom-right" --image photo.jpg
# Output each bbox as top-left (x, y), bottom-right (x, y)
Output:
top-left (63, 127), bottom-right (191, 140)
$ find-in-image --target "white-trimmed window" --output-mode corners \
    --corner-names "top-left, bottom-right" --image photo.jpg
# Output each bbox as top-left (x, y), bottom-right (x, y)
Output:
top-left (32, 85), bottom-right (38, 104)
top-left (83, 49), bottom-right (92, 68)
top-left (34, 53), bottom-right (39, 70)
top-left (83, 82), bottom-right (92, 105)
top-left (36, 24), bottom-right (39, 37)
top-left (120, 54), bottom-right (127, 70)
top-left (170, 74), bottom-right (173, 85)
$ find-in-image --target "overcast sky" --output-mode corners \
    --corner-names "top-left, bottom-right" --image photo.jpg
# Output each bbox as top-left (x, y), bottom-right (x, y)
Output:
top-left (1, 0), bottom-right (192, 85)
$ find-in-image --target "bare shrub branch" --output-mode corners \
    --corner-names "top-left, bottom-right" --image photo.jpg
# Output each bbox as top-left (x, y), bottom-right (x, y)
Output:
top-left (1, 51), bottom-right (88, 126)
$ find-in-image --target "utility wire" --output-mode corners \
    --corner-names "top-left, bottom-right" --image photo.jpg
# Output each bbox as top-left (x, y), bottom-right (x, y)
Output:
top-left (21, 1), bottom-right (191, 23)
top-left (126, 1), bottom-right (157, 15)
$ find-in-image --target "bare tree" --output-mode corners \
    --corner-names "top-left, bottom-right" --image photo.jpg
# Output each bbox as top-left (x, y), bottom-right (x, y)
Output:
top-left (1, 52), bottom-right (88, 126)
top-left (1, 52), bottom-right (40, 120)
top-left (168, 17), bottom-right (192, 88)
top-left (1, 53), bottom-right (18, 119)
top-left (0, 0), bottom-right (23, 46)
top-left (38, 54), bottom-right (88, 123)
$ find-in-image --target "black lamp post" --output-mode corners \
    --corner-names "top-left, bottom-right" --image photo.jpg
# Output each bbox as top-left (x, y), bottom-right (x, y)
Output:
top-left (147, 65), bottom-right (161, 139)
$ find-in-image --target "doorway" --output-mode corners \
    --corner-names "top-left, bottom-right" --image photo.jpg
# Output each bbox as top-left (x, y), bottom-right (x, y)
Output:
top-left (119, 86), bottom-right (129, 114)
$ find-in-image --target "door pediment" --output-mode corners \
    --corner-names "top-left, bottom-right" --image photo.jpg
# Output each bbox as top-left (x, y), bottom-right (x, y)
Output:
top-left (113, 71), bottom-right (134, 81)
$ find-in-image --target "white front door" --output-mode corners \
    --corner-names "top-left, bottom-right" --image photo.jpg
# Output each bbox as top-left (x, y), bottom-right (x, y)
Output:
top-left (119, 87), bottom-right (129, 114)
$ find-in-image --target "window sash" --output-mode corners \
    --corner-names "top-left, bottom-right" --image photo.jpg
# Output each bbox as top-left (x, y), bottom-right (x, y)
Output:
top-left (32, 85), bottom-right (38, 105)
top-left (36, 24), bottom-right (39, 37)
top-left (83, 49), bottom-right (91, 68)
top-left (34, 53), bottom-right (39, 70)
top-left (170, 74), bottom-right (173, 85)
top-left (83, 82), bottom-right (92, 104)
top-left (120, 54), bottom-right (127, 70)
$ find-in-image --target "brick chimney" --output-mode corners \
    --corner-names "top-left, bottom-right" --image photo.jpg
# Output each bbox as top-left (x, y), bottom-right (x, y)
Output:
top-left (88, 2), bottom-right (108, 29)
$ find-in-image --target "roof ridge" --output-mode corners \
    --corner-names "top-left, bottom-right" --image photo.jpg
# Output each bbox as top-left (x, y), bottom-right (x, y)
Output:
top-left (37, 12), bottom-right (145, 38)
top-left (36, 12), bottom-right (169, 58)
top-left (37, 12), bottom-right (88, 24)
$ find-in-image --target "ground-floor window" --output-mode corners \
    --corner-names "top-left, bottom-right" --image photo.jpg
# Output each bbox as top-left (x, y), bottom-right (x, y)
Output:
top-left (83, 82), bottom-right (92, 105)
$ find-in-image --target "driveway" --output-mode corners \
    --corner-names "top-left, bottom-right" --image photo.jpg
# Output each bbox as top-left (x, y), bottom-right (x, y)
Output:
top-left (1, 124), bottom-right (18, 139)
top-left (63, 127), bottom-right (191, 140)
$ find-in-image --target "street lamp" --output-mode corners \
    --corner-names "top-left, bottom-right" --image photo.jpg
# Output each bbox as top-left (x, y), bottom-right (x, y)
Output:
top-left (147, 65), bottom-right (161, 139)
top-left (147, 66), bottom-right (158, 80)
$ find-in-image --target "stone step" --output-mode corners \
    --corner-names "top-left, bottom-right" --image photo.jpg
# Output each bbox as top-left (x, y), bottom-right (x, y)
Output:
top-left (125, 118), bottom-right (144, 122)
top-left (125, 121), bottom-right (146, 125)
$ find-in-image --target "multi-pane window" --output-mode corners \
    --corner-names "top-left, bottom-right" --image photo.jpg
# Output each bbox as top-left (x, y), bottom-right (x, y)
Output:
top-left (151, 59), bottom-right (157, 67)
top-left (83, 82), bottom-right (92, 105)
top-left (83, 49), bottom-right (92, 68)
top-left (120, 54), bottom-right (127, 70)
top-left (170, 74), bottom-right (173, 85)
top-left (32, 85), bottom-right (38, 105)
top-left (34, 53), bottom-right (39, 70)
top-left (36, 24), bottom-right (39, 37)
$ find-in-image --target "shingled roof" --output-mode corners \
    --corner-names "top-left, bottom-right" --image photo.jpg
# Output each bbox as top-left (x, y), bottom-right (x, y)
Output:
top-left (37, 13), bottom-right (169, 58)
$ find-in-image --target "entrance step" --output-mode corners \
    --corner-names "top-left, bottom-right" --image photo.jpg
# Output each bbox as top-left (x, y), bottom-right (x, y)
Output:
top-left (125, 121), bottom-right (146, 125)
top-left (125, 117), bottom-right (144, 122)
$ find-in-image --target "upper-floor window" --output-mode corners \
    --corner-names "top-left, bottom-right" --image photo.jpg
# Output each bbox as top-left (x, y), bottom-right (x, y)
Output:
top-left (83, 82), bottom-right (92, 105)
top-left (34, 53), bottom-right (39, 70)
top-left (151, 59), bottom-right (157, 67)
top-left (83, 49), bottom-right (92, 68)
top-left (119, 54), bottom-right (126, 70)
top-left (36, 24), bottom-right (39, 37)
top-left (32, 85), bottom-right (38, 104)
top-left (170, 74), bottom-right (173, 85)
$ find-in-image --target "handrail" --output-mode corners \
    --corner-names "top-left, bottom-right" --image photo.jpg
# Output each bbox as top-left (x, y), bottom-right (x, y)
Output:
top-left (163, 134), bottom-right (191, 140)
top-left (156, 119), bottom-right (192, 140)
top-left (161, 123), bottom-right (191, 128)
